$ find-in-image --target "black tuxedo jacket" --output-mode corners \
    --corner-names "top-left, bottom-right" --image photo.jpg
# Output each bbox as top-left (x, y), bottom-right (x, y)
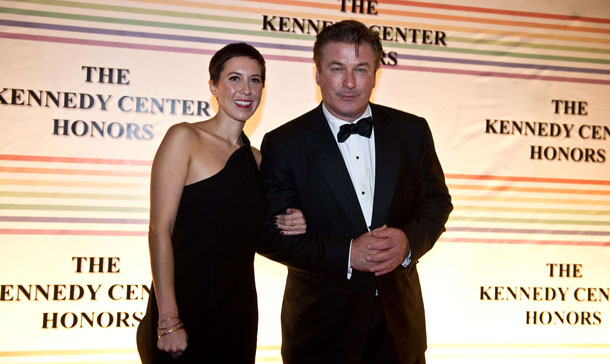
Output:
top-left (258, 103), bottom-right (452, 364)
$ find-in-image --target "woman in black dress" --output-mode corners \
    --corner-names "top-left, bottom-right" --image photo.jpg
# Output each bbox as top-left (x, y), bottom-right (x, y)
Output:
top-left (137, 43), bottom-right (306, 363)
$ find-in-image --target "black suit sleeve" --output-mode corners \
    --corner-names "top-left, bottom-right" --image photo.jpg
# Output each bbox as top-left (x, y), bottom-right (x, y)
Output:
top-left (400, 119), bottom-right (452, 263)
top-left (257, 132), bottom-right (350, 280)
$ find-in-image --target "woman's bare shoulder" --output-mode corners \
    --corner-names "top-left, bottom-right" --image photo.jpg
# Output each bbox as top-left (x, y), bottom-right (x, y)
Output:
top-left (160, 122), bottom-right (210, 149)
top-left (164, 121), bottom-right (202, 139)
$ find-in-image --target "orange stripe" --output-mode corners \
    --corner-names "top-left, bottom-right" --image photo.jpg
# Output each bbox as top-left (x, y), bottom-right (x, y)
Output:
top-left (0, 179), bottom-right (143, 188)
top-left (448, 184), bottom-right (610, 195)
top-left (445, 174), bottom-right (610, 186)
top-left (0, 166), bottom-right (149, 177)
top-left (0, 154), bottom-right (151, 166)
top-left (242, 0), bottom-right (335, 10)
top-left (241, 0), bottom-right (610, 34)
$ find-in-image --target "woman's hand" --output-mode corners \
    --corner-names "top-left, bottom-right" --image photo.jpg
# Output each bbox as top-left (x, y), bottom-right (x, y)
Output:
top-left (275, 208), bottom-right (307, 235)
top-left (157, 318), bottom-right (188, 358)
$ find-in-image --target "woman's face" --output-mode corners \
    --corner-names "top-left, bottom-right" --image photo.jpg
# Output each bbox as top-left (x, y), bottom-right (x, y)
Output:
top-left (209, 56), bottom-right (264, 123)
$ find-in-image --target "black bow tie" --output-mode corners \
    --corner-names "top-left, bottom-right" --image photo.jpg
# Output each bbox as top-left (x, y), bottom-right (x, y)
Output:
top-left (337, 116), bottom-right (373, 143)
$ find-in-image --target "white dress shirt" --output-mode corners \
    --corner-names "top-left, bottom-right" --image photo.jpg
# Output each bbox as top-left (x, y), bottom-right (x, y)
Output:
top-left (322, 104), bottom-right (410, 280)
top-left (324, 104), bottom-right (376, 230)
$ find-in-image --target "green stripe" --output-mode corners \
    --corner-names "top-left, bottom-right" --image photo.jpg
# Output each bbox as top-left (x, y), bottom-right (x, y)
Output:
top-left (385, 42), bottom-right (610, 65)
top-left (0, 6), bottom-right (312, 40)
top-left (456, 205), bottom-right (610, 216)
top-left (2, 4), bottom-right (610, 65)
top-left (0, 7), bottom-right (257, 34)
top-left (0, 191), bottom-right (148, 200)
top-left (448, 36), bottom-right (610, 56)
top-left (449, 216), bottom-right (610, 226)
top-left (5, 0), bottom-right (259, 25)
top-left (0, 203), bottom-right (147, 212)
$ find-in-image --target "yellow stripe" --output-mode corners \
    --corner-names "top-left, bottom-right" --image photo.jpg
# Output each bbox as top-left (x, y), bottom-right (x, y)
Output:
top-left (0, 345), bottom-right (283, 357)
top-left (257, 345), bottom-right (281, 350)
top-left (0, 349), bottom-right (135, 357)
top-left (0, 179), bottom-right (143, 189)
top-left (452, 194), bottom-right (610, 206)
top-left (430, 343), bottom-right (610, 348)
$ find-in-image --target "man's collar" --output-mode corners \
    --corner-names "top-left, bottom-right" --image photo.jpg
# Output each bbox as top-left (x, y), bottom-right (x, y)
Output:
top-left (322, 103), bottom-right (372, 130)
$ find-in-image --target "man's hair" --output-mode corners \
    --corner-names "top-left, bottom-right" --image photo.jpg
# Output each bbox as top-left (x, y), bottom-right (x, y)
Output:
top-left (209, 42), bottom-right (266, 85)
top-left (313, 20), bottom-right (384, 69)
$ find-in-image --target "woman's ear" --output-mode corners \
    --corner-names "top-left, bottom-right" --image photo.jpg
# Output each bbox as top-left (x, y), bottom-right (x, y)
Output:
top-left (209, 79), bottom-right (217, 97)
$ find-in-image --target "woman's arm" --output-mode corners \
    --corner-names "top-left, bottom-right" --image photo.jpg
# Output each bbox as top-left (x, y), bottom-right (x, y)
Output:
top-left (148, 124), bottom-right (192, 356)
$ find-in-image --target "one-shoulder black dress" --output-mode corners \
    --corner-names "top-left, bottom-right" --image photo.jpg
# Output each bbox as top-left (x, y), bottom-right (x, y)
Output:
top-left (137, 136), bottom-right (265, 363)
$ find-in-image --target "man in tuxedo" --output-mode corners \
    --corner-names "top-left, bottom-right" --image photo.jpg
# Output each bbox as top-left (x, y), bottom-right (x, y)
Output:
top-left (258, 20), bottom-right (452, 364)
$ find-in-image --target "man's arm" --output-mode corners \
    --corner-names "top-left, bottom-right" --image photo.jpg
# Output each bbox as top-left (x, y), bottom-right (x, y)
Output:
top-left (257, 132), bottom-right (351, 280)
top-left (367, 118), bottom-right (452, 272)
top-left (402, 119), bottom-right (452, 262)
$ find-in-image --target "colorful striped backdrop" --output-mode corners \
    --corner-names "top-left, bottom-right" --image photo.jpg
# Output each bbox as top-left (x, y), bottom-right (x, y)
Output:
top-left (1, 0), bottom-right (609, 363)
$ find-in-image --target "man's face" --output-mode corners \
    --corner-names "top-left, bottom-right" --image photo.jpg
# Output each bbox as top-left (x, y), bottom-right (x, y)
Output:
top-left (316, 41), bottom-right (377, 122)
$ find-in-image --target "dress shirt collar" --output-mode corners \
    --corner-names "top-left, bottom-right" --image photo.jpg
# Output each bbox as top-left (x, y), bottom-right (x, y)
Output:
top-left (322, 103), bottom-right (372, 142)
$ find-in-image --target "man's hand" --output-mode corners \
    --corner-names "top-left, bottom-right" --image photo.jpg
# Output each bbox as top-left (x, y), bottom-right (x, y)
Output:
top-left (350, 228), bottom-right (388, 272)
top-left (367, 225), bottom-right (409, 276)
top-left (275, 208), bottom-right (307, 235)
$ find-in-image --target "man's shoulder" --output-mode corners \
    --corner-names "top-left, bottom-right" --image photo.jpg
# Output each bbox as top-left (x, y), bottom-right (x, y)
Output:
top-left (371, 103), bottom-right (425, 124)
top-left (265, 105), bottom-right (322, 140)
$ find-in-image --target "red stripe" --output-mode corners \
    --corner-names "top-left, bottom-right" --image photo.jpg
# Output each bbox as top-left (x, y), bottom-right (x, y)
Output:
top-left (0, 166), bottom-right (149, 177)
top-left (387, 0), bottom-right (610, 24)
top-left (0, 154), bottom-right (151, 166)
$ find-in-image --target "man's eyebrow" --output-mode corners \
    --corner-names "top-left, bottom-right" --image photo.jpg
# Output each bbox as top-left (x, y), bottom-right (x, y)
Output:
top-left (326, 61), bottom-right (370, 67)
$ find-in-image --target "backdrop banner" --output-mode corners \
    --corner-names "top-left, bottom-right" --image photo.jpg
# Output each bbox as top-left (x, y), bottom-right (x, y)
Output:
top-left (0, 0), bottom-right (609, 363)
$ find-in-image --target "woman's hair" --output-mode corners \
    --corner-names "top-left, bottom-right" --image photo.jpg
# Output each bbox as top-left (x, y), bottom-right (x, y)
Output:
top-left (313, 20), bottom-right (383, 70)
top-left (209, 42), bottom-right (266, 85)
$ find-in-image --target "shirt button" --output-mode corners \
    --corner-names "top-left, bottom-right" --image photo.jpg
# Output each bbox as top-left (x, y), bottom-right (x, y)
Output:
top-left (356, 156), bottom-right (360, 159)
top-left (361, 191), bottom-right (365, 195)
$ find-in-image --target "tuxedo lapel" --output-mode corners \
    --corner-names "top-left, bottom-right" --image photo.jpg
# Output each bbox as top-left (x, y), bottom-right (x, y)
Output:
top-left (303, 105), bottom-right (368, 235)
top-left (371, 105), bottom-right (401, 229)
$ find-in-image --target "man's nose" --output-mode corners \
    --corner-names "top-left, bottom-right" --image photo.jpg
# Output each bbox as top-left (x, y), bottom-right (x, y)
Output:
top-left (343, 71), bottom-right (355, 88)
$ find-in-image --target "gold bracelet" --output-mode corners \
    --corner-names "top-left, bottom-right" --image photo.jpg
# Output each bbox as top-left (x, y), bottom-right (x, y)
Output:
top-left (157, 323), bottom-right (184, 339)
top-left (158, 316), bottom-right (179, 324)
top-left (157, 320), bottom-right (182, 331)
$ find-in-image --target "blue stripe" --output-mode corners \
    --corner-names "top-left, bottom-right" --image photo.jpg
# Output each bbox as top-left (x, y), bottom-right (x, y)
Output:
top-left (0, 19), bottom-right (310, 51)
top-left (398, 54), bottom-right (610, 75)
